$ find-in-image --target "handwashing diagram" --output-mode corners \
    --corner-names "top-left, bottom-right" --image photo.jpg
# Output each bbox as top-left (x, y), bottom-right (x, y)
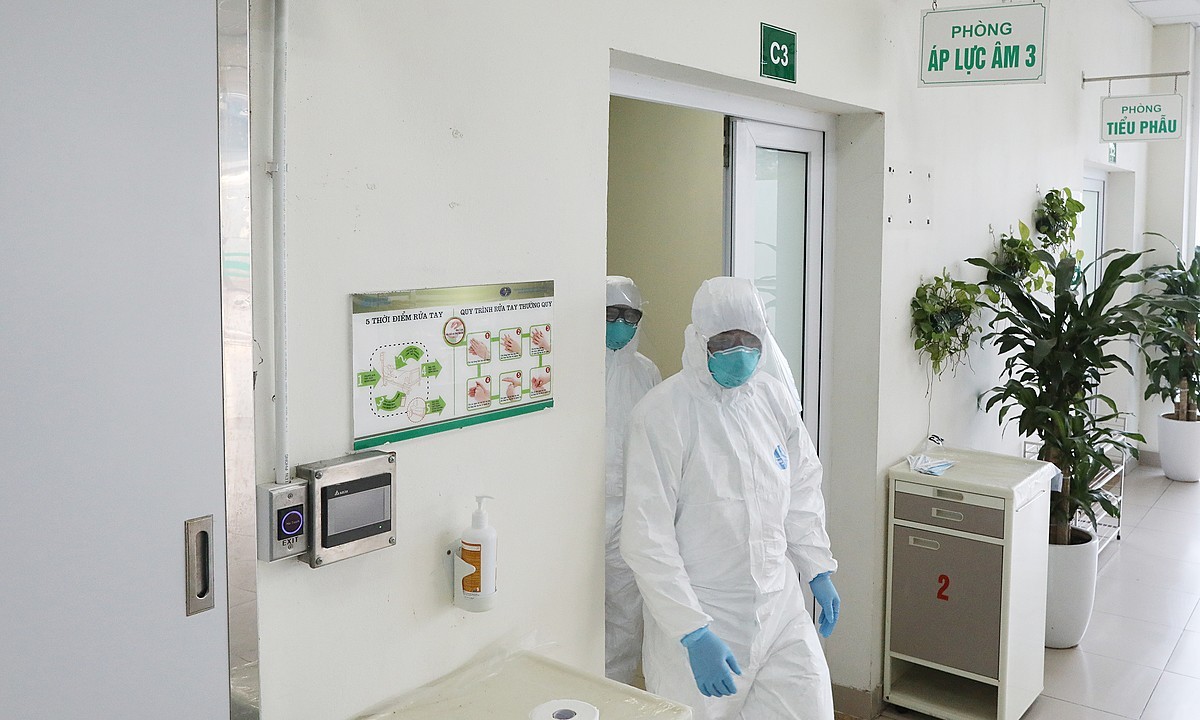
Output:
top-left (351, 281), bottom-right (555, 450)
top-left (357, 342), bottom-right (445, 424)
top-left (498, 370), bottom-right (523, 405)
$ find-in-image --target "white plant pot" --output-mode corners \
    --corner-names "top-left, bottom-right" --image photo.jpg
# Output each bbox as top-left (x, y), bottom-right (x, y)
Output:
top-left (1159, 413), bottom-right (1200, 483)
top-left (1045, 527), bottom-right (1098, 649)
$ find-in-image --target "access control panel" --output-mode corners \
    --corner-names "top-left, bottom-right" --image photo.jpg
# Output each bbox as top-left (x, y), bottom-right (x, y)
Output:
top-left (295, 449), bottom-right (396, 568)
top-left (257, 481), bottom-right (310, 562)
top-left (256, 450), bottom-right (397, 567)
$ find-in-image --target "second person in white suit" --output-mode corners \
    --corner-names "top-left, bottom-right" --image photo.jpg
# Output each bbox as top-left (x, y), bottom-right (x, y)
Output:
top-left (604, 275), bottom-right (662, 684)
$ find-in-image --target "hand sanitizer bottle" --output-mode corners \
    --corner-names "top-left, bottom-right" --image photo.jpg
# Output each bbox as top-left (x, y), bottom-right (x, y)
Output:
top-left (457, 495), bottom-right (496, 611)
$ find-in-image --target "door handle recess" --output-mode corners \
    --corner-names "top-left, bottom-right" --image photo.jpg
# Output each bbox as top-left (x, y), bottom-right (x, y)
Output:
top-left (931, 508), bottom-right (965, 522)
top-left (934, 489), bottom-right (965, 502)
top-left (908, 536), bottom-right (941, 551)
top-left (185, 515), bottom-right (215, 616)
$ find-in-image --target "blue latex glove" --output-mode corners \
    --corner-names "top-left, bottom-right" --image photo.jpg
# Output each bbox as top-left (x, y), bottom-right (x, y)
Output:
top-left (809, 572), bottom-right (841, 638)
top-left (680, 626), bottom-right (742, 697)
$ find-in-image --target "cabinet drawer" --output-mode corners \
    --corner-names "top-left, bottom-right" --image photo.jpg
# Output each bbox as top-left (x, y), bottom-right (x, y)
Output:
top-left (893, 485), bottom-right (1005, 539)
top-left (890, 526), bottom-right (1003, 679)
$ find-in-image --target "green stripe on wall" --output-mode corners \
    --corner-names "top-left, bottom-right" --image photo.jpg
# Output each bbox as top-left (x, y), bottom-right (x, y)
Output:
top-left (353, 399), bottom-right (554, 449)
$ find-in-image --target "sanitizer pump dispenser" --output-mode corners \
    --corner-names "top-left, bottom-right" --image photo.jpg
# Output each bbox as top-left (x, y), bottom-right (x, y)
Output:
top-left (454, 495), bottom-right (496, 612)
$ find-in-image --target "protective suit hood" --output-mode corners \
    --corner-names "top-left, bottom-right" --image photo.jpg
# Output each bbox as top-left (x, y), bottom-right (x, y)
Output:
top-left (690, 276), bottom-right (768, 339)
top-left (607, 274), bottom-right (644, 308)
top-left (607, 275), bottom-right (644, 359)
top-left (682, 277), bottom-right (802, 411)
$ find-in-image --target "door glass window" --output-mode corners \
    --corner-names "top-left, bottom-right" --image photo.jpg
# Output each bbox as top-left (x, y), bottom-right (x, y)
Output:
top-left (1076, 179), bottom-right (1105, 288)
top-left (753, 147), bottom-right (809, 395)
top-left (728, 119), bottom-right (824, 439)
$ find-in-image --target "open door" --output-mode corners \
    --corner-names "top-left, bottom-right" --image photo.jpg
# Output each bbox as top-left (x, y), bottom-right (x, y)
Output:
top-left (727, 118), bottom-right (826, 440)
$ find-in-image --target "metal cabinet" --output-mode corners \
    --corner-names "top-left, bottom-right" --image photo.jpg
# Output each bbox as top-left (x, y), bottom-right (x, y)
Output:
top-left (890, 525), bottom-right (1004, 679)
top-left (885, 448), bottom-right (1054, 720)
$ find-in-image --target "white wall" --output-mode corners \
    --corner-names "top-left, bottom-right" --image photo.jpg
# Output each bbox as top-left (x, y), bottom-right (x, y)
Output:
top-left (874, 0), bottom-right (1153, 469)
top-left (826, 111), bottom-right (888, 714)
top-left (255, 4), bottom-right (611, 718)
top-left (253, 2), bottom-right (1171, 717)
top-left (607, 97), bottom-right (726, 376)
top-left (1140, 24), bottom-right (1197, 450)
top-left (1146, 25), bottom-right (1195, 250)
top-left (864, 1), bottom-right (1156, 708)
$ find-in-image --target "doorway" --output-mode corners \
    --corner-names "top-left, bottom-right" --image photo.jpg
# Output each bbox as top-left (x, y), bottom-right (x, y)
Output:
top-left (606, 97), bottom-right (725, 376)
top-left (606, 88), bottom-right (833, 690)
top-left (607, 98), bottom-right (827, 437)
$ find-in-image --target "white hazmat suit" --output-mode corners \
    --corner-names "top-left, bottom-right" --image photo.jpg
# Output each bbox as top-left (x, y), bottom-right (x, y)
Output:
top-left (620, 277), bottom-right (837, 719)
top-left (605, 276), bottom-right (663, 684)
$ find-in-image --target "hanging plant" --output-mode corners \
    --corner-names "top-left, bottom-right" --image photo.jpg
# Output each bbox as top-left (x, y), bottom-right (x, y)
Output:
top-left (1034, 187), bottom-right (1086, 250)
top-left (988, 188), bottom-right (1087, 296)
top-left (991, 220), bottom-right (1051, 294)
top-left (911, 271), bottom-right (983, 376)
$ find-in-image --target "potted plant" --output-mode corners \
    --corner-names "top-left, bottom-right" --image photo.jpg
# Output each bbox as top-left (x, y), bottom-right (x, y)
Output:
top-left (1139, 236), bottom-right (1200, 482)
top-left (910, 270), bottom-right (983, 377)
top-left (967, 247), bottom-right (1146, 647)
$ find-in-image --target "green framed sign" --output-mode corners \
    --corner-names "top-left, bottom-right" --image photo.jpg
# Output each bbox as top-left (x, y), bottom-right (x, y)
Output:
top-left (919, 3), bottom-right (1046, 87)
top-left (351, 281), bottom-right (554, 449)
top-left (761, 23), bottom-right (796, 84)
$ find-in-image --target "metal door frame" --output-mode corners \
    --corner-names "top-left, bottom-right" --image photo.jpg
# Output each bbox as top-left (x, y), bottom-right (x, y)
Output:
top-left (217, 0), bottom-right (259, 717)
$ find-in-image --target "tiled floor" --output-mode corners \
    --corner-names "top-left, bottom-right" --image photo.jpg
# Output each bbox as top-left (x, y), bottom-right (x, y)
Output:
top-left (881, 465), bottom-right (1200, 720)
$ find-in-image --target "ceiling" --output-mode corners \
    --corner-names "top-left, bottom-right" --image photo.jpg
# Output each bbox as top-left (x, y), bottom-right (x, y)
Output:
top-left (1129, 0), bottom-right (1200, 25)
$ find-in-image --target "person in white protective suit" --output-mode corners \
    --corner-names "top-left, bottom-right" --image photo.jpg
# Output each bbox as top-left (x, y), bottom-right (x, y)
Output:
top-left (604, 276), bottom-right (663, 684)
top-left (620, 276), bottom-right (841, 720)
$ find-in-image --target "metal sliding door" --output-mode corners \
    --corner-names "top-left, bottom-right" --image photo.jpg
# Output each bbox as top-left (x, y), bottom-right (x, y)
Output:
top-left (1, 1), bottom-right (240, 717)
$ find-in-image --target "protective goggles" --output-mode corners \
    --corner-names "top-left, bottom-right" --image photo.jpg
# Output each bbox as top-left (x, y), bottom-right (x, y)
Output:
top-left (705, 329), bottom-right (763, 355)
top-left (606, 305), bottom-right (644, 325)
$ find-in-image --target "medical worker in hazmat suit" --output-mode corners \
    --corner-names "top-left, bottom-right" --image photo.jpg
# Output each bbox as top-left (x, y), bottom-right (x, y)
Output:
top-left (620, 276), bottom-right (840, 719)
top-left (605, 276), bottom-right (663, 684)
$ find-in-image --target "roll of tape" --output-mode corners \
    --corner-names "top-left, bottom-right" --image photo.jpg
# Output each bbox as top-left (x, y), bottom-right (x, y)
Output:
top-left (529, 699), bottom-right (599, 720)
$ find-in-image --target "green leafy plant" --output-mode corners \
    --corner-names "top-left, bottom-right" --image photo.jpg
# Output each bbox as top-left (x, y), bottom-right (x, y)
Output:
top-left (1140, 235), bottom-right (1200, 422)
top-left (911, 271), bottom-right (983, 376)
top-left (990, 189), bottom-right (1088, 297)
top-left (1034, 187), bottom-right (1086, 250)
top-left (967, 249), bottom-right (1147, 545)
top-left (991, 221), bottom-right (1051, 293)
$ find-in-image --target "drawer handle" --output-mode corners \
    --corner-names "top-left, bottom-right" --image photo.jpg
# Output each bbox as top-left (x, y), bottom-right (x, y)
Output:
top-left (935, 489), bottom-right (964, 502)
top-left (931, 508), bottom-right (965, 522)
top-left (908, 536), bottom-right (941, 551)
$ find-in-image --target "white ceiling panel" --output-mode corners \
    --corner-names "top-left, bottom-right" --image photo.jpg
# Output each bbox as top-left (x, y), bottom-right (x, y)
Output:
top-left (1129, 0), bottom-right (1200, 24)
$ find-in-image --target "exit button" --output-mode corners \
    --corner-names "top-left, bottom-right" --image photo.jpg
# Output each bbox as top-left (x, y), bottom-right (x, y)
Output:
top-left (761, 23), bottom-right (796, 83)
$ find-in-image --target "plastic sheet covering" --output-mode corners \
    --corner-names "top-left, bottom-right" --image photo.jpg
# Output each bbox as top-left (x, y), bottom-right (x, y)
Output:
top-left (353, 636), bottom-right (692, 719)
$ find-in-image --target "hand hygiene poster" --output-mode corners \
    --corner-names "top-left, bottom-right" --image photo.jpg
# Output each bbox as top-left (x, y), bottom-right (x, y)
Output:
top-left (351, 281), bottom-right (554, 449)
